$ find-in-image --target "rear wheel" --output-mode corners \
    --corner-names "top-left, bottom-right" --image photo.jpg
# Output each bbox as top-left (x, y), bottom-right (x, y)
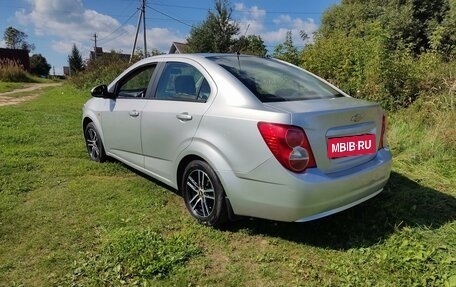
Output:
top-left (84, 122), bottom-right (106, 162)
top-left (182, 160), bottom-right (228, 226)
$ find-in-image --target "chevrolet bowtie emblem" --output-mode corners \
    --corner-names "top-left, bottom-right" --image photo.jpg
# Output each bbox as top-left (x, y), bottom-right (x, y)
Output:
top-left (351, 113), bottom-right (362, 122)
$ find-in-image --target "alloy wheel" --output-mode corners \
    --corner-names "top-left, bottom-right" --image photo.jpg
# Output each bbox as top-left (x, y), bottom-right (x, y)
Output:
top-left (86, 127), bottom-right (100, 160)
top-left (186, 169), bottom-right (215, 217)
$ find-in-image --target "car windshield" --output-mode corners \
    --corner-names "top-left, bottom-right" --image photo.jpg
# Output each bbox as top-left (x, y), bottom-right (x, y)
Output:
top-left (208, 55), bottom-right (344, 102)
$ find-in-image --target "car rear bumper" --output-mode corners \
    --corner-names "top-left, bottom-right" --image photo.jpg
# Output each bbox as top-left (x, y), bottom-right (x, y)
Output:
top-left (218, 148), bottom-right (392, 222)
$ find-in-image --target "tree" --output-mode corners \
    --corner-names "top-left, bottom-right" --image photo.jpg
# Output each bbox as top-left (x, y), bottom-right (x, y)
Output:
top-left (68, 44), bottom-right (84, 75)
top-left (3, 26), bottom-right (35, 51)
top-left (236, 35), bottom-right (267, 56)
top-left (300, 0), bottom-right (456, 110)
top-left (30, 54), bottom-right (51, 76)
top-left (319, 0), bottom-right (453, 57)
top-left (429, 0), bottom-right (456, 59)
top-left (134, 47), bottom-right (164, 59)
top-left (187, 0), bottom-right (239, 52)
top-left (272, 31), bottom-right (300, 65)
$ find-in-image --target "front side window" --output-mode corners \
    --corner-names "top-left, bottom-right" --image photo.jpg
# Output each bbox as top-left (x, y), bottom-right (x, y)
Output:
top-left (208, 55), bottom-right (343, 102)
top-left (155, 62), bottom-right (210, 102)
top-left (117, 65), bottom-right (156, 98)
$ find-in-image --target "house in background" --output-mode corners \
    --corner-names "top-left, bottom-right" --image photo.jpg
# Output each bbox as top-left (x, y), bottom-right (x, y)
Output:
top-left (63, 66), bottom-right (70, 76)
top-left (88, 43), bottom-right (189, 62)
top-left (0, 48), bottom-right (30, 72)
top-left (169, 42), bottom-right (188, 54)
top-left (90, 47), bottom-right (130, 61)
top-left (90, 47), bottom-right (104, 60)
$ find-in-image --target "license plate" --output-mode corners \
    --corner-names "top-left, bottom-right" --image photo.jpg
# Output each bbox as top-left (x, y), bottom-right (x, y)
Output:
top-left (327, 134), bottom-right (376, 158)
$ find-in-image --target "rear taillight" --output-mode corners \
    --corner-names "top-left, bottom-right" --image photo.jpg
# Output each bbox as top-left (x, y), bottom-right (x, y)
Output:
top-left (379, 114), bottom-right (387, 149)
top-left (258, 122), bottom-right (316, 173)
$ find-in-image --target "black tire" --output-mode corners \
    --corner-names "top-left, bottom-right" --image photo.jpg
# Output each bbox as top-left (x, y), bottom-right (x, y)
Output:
top-left (181, 160), bottom-right (228, 227)
top-left (84, 122), bottom-right (106, 162)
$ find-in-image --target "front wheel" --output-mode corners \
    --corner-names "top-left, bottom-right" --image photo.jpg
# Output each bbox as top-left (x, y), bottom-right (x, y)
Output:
top-left (181, 160), bottom-right (228, 227)
top-left (84, 122), bottom-right (106, 162)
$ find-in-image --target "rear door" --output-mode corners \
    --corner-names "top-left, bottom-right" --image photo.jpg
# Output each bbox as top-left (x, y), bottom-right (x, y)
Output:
top-left (141, 61), bottom-right (214, 184)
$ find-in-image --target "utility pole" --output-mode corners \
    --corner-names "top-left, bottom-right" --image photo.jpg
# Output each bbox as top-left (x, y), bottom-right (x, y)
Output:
top-left (130, 0), bottom-right (147, 62)
top-left (93, 33), bottom-right (98, 59)
top-left (142, 0), bottom-right (147, 57)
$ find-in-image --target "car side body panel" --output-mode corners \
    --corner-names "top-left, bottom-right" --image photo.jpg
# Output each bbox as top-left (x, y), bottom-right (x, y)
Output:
top-left (101, 98), bottom-right (147, 167)
top-left (82, 53), bottom-right (393, 223)
top-left (141, 100), bottom-right (209, 185)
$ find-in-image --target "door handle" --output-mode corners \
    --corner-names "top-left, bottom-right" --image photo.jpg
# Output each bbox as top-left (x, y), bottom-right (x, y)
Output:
top-left (176, 112), bottom-right (192, 121)
top-left (129, 110), bottom-right (140, 117)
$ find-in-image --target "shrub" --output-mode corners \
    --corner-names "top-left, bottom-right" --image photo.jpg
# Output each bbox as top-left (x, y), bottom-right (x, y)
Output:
top-left (300, 22), bottom-right (453, 111)
top-left (70, 52), bottom-right (131, 90)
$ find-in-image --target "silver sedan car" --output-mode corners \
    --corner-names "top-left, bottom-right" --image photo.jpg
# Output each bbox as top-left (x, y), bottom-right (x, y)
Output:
top-left (82, 54), bottom-right (392, 226)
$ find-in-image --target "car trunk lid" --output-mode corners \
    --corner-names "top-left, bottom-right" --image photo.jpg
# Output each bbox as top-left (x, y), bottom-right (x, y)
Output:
top-left (264, 97), bottom-right (384, 173)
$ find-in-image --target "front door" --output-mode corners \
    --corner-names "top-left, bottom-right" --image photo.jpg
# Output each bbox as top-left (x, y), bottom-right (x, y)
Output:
top-left (101, 64), bottom-right (156, 168)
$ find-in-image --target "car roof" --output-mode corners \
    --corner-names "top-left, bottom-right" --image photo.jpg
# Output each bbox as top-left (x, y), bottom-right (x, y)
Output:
top-left (128, 53), bottom-right (267, 73)
top-left (152, 53), bottom-right (256, 58)
top-left (138, 53), bottom-right (262, 63)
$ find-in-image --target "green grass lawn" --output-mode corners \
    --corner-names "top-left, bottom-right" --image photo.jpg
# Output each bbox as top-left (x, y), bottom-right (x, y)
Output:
top-left (0, 82), bottom-right (26, 93)
top-left (0, 78), bottom-right (61, 94)
top-left (0, 85), bottom-right (455, 286)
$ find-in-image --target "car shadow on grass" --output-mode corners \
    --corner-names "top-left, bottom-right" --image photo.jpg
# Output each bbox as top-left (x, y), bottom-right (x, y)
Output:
top-left (222, 171), bottom-right (456, 250)
top-left (114, 161), bottom-right (455, 249)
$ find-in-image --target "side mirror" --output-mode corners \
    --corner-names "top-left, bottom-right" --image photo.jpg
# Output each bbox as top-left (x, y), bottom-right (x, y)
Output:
top-left (91, 84), bottom-right (114, 98)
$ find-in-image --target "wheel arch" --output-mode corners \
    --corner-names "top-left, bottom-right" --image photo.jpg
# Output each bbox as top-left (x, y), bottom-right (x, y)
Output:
top-left (175, 139), bottom-right (233, 192)
top-left (82, 116), bottom-right (92, 131)
top-left (176, 155), bottom-right (208, 193)
top-left (175, 140), bottom-right (239, 217)
top-left (82, 114), bottom-right (107, 152)
top-left (177, 153), bottom-right (238, 223)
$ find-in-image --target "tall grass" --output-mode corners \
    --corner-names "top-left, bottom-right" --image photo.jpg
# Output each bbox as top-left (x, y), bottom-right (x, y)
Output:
top-left (0, 59), bottom-right (30, 82)
top-left (0, 59), bottom-right (53, 84)
top-left (389, 81), bottom-right (456, 187)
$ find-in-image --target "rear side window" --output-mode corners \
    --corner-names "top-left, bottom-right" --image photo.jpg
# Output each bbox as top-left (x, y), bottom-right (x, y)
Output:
top-left (208, 56), bottom-right (343, 102)
top-left (155, 62), bottom-right (210, 102)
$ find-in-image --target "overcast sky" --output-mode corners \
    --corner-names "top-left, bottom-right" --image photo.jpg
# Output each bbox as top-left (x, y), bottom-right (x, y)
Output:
top-left (0, 0), bottom-right (340, 75)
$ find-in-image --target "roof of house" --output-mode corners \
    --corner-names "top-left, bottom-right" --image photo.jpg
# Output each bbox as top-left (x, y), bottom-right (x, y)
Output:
top-left (169, 42), bottom-right (188, 54)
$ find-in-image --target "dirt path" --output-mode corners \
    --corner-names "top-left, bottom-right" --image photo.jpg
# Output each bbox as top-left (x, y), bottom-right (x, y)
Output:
top-left (0, 83), bottom-right (62, 107)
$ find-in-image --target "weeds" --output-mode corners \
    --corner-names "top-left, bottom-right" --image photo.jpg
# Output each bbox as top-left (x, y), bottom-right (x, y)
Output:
top-left (0, 59), bottom-right (55, 84)
top-left (0, 59), bottom-right (29, 82)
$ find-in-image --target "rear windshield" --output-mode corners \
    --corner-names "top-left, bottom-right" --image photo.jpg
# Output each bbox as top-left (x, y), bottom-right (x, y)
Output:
top-left (208, 55), bottom-right (344, 102)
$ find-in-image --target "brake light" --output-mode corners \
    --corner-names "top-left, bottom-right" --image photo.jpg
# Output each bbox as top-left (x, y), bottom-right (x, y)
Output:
top-left (258, 122), bottom-right (316, 172)
top-left (379, 114), bottom-right (387, 149)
